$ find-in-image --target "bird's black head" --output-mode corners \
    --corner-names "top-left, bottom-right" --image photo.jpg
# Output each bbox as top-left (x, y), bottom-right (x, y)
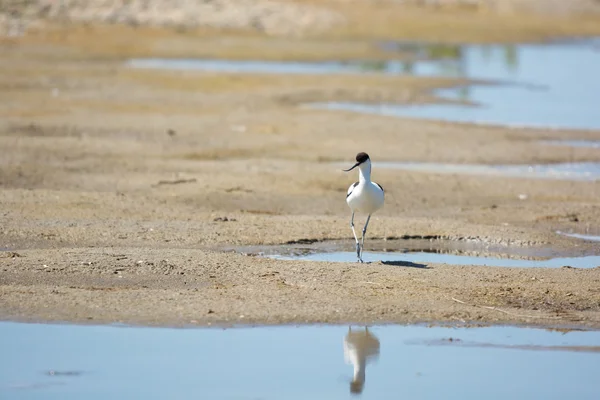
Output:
top-left (356, 152), bottom-right (369, 163)
top-left (344, 152), bottom-right (370, 172)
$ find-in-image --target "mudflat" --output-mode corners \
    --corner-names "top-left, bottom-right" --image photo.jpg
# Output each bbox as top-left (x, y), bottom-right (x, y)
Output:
top-left (1, 5), bottom-right (600, 329)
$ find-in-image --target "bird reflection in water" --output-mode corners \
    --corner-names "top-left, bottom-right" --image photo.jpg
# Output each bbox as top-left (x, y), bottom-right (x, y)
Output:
top-left (343, 326), bottom-right (380, 394)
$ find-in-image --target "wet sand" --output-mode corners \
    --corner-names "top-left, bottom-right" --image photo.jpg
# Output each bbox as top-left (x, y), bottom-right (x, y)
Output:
top-left (1, 10), bottom-right (600, 328)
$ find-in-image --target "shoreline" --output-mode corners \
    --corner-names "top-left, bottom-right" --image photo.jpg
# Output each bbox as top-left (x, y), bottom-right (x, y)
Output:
top-left (2, 246), bottom-right (600, 329)
top-left (1, 315), bottom-right (597, 332)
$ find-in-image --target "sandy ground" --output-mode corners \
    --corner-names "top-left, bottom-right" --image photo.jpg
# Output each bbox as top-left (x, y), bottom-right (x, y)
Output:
top-left (1, 9), bottom-right (600, 329)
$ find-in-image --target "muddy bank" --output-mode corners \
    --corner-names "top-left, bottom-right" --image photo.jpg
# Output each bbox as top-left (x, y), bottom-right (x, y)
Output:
top-left (2, 247), bottom-right (600, 328)
top-left (0, 0), bottom-right (342, 36)
top-left (4, 0), bottom-right (600, 41)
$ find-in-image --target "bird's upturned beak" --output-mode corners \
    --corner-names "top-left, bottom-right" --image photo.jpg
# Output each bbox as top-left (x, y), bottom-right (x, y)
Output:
top-left (343, 162), bottom-right (360, 172)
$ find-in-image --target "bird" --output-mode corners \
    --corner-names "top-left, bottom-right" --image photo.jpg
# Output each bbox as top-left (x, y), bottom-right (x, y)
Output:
top-left (343, 326), bottom-right (380, 394)
top-left (344, 152), bottom-right (384, 263)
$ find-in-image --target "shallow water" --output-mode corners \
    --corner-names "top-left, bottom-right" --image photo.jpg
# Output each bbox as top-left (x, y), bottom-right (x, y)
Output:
top-left (126, 58), bottom-right (436, 75)
top-left (273, 251), bottom-right (600, 268)
top-left (234, 238), bottom-right (574, 259)
top-left (126, 52), bottom-right (505, 77)
top-left (314, 40), bottom-right (600, 130)
top-left (557, 231), bottom-right (600, 242)
top-left (1, 322), bottom-right (599, 399)
top-left (234, 239), bottom-right (599, 268)
top-left (128, 41), bottom-right (600, 130)
top-left (373, 161), bottom-right (600, 181)
top-left (542, 140), bottom-right (600, 149)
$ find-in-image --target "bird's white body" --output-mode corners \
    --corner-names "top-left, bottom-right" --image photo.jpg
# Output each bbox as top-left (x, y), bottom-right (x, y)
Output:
top-left (346, 159), bottom-right (384, 214)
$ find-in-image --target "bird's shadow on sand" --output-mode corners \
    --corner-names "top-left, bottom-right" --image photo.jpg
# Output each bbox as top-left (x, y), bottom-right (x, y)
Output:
top-left (380, 260), bottom-right (429, 269)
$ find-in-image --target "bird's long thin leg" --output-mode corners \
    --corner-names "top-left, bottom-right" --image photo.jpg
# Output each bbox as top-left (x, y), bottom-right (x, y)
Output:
top-left (360, 214), bottom-right (372, 262)
top-left (350, 212), bottom-right (362, 263)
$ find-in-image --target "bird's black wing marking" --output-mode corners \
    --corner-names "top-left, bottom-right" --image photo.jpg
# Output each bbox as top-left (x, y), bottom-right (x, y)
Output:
top-left (374, 182), bottom-right (384, 192)
top-left (347, 182), bottom-right (359, 198)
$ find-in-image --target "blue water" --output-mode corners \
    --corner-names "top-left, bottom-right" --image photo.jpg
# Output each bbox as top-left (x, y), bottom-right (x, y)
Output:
top-left (274, 251), bottom-right (600, 268)
top-left (126, 56), bottom-right (480, 77)
top-left (313, 41), bottom-right (600, 130)
top-left (126, 58), bottom-right (427, 75)
top-left (128, 41), bottom-right (600, 130)
top-left (543, 140), bottom-right (600, 148)
top-left (557, 231), bottom-right (600, 242)
top-left (373, 161), bottom-right (600, 181)
top-left (1, 322), bottom-right (599, 399)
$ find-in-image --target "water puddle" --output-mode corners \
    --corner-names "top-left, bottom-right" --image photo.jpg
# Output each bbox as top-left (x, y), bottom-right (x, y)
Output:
top-left (1, 322), bottom-right (599, 399)
top-left (557, 231), bottom-right (600, 242)
top-left (236, 238), bottom-right (565, 258)
top-left (371, 161), bottom-right (600, 181)
top-left (312, 40), bottom-right (600, 130)
top-left (272, 251), bottom-right (600, 268)
top-left (234, 239), bottom-right (599, 268)
top-left (542, 140), bottom-right (600, 149)
top-left (126, 58), bottom-right (439, 75)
